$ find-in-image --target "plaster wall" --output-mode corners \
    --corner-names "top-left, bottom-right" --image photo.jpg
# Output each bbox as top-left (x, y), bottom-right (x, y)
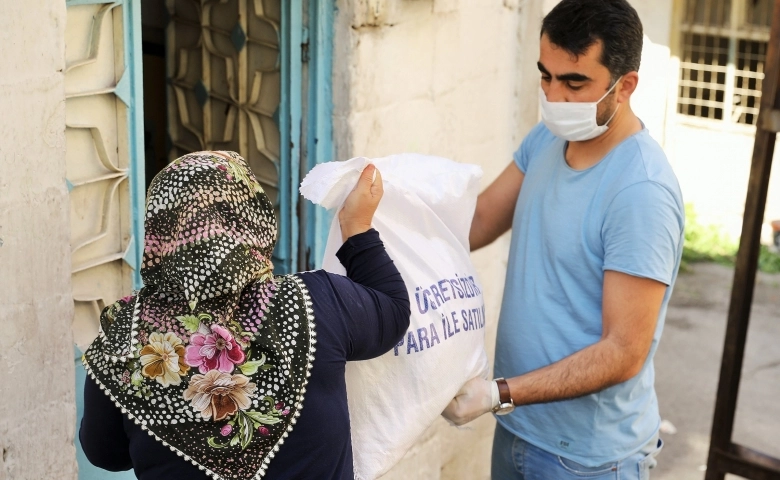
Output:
top-left (0, 1), bottom-right (77, 479)
top-left (332, 0), bottom-right (543, 478)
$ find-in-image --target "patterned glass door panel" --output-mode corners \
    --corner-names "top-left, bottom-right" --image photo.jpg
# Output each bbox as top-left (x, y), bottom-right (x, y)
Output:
top-left (65, 0), bottom-right (143, 351)
top-left (166, 0), bottom-right (292, 267)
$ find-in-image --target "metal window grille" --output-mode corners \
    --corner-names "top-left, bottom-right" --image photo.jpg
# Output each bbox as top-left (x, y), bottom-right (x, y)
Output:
top-left (166, 0), bottom-right (302, 274)
top-left (677, 0), bottom-right (772, 126)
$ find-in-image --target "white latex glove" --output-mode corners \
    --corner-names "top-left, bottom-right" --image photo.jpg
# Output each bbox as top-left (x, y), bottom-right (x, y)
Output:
top-left (441, 377), bottom-right (500, 426)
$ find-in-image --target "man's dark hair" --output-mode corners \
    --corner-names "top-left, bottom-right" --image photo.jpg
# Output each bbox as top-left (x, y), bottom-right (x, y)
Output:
top-left (541, 0), bottom-right (643, 81)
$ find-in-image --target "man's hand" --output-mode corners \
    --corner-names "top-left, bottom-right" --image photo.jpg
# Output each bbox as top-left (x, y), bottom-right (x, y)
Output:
top-left (441, 377), bottom-right (499, 426)
top-left (339, 164), bottom-right (383, 242)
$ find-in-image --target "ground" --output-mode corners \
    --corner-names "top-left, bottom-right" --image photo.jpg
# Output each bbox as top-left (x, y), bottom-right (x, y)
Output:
top-left (654, 262), bottom-right (780, 479)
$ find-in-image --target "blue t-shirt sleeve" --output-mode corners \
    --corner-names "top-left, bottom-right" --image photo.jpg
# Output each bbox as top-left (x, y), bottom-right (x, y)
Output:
top-left (602, 181), bottom-right (683, 285)
top-left (513, 123), bottom-right (553, 174)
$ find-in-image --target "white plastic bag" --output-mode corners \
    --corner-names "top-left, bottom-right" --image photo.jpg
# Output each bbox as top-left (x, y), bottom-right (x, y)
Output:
top-left (300, 154), bottom-right (489, 480)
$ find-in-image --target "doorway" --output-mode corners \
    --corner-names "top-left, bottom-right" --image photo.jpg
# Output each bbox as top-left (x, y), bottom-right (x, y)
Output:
top-left (70, 1), bottom-right (332, 477)
top-left (140, 0), bottom-right (333, 274)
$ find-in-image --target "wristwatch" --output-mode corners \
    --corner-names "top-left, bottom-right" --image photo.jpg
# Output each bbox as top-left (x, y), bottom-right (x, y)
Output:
top-left (492, 378), bottom-right (515, 415)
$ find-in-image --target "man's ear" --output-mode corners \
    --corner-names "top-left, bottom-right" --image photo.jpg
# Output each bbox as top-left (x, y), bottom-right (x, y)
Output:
top-left (617, 72), bottom-right (639, 103)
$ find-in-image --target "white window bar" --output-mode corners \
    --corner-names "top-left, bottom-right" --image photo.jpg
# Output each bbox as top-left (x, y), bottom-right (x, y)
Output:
top-left (677, 0), bottom-right (770, 126)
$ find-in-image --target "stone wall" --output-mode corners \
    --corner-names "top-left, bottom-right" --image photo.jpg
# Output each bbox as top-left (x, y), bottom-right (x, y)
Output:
top-left (0, 1), bottom-right (77, 479)
top-left (332, 0), bottom-right (544, 477)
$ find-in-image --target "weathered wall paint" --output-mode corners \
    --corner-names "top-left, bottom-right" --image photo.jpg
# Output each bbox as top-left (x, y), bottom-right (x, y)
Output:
top-left (0, 0), bottom-right (78, 478)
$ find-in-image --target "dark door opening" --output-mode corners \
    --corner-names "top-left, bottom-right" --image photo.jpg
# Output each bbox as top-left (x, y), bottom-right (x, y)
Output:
top-left (139, 0), bottom-right (333, 273)
top-left (141, 0), bottom-right (168, 188)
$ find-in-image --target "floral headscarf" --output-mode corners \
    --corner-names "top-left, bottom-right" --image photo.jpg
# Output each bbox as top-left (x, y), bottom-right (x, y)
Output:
top-left (83, 151), bottom-right (315, 480)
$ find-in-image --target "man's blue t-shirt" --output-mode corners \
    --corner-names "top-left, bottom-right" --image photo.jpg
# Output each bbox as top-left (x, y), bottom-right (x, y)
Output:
top-left (494, 122), bottom-right (684, 467)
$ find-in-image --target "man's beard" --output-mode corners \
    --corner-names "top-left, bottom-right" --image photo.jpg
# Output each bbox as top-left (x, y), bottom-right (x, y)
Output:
top-left (596, 94), bottom-right (618, 126)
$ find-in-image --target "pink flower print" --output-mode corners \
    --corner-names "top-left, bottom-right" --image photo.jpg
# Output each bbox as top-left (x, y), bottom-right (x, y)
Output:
top-left (258, 427), bottom-right (270, 436)
top-left (281, 408), bottom-right (290, 416)
top-left (250, 249), bottom-right (267, 263)
top-left (220, 425), bottom-right (233, 436)
top-left (274, 402), bottom-right (284, 410)
top-left (185, 324), bottom-right (246, 373)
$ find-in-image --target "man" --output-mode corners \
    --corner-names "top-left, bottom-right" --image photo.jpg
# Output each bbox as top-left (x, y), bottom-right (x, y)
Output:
top-left (442, 1), bottom-right (684, 478)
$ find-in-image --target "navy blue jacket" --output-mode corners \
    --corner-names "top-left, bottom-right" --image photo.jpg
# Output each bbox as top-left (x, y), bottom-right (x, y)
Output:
top-left (80, 229), bottom-right (410, 479)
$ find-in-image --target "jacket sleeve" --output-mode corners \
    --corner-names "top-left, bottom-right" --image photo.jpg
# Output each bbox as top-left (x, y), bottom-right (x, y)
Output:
top-left (299, 229), bottom-right (410, 361)
top-left (337, 229), bottom-right (410, 360)
top-left (79, 375), bottom-right (134, 472)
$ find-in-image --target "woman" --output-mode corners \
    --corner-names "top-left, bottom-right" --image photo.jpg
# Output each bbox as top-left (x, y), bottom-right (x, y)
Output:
top-left (79, 151), bottom-right (410, 480)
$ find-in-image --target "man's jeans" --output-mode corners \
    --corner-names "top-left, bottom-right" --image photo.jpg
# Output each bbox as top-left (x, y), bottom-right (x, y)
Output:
top-left (491, 423), bottom-right (663, 480)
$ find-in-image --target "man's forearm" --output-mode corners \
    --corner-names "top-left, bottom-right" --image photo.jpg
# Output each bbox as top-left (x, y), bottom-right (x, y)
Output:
top-left (505, 337), bottom-right (639, 406)
top-left (469, 162), bottom-right (524, 251)
top-left (470, 212), bottom-right (499, 251)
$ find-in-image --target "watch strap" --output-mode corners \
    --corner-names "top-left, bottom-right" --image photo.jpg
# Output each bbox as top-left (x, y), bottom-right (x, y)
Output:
top-left (495, 378), bottom-right (513, 406)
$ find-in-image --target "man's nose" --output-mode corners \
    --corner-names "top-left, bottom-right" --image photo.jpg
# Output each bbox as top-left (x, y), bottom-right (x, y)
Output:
top-left (543, 81), bottom-right (567, 102)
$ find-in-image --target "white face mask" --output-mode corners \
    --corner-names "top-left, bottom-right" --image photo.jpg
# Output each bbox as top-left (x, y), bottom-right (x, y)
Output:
top-left (540, 78), bottom-right (622, 142)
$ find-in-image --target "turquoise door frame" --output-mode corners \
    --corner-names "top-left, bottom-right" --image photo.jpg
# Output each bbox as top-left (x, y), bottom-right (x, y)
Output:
top-left (71, 1), bottom-right (333, 478)
top-left (275, 0), bottom-right (303, 274)
top-left (127, 0), bottom-right (146, 292)
top-left (303, 0), bottom-right (335, 269)
top-left (276, 0), bottom-right (335, 273)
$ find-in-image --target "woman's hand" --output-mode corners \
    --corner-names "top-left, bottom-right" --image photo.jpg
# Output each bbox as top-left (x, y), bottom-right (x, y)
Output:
top-left (339, 164), bottom-right (383, 242)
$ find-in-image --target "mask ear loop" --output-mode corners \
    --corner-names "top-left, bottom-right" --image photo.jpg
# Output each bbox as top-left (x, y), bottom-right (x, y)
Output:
top-left (597, 76), bottom-right (623, 103)
top-left (600, 76), bottom-right (623, 127)
top-left (603, 103), bottom-right (620, 127)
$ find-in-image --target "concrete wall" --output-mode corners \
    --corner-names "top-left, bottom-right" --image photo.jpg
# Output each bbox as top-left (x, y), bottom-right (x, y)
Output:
top-left (333, 0), bottom-right (544, 478)
top-left (0, 1), bottom-right (77, 480)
